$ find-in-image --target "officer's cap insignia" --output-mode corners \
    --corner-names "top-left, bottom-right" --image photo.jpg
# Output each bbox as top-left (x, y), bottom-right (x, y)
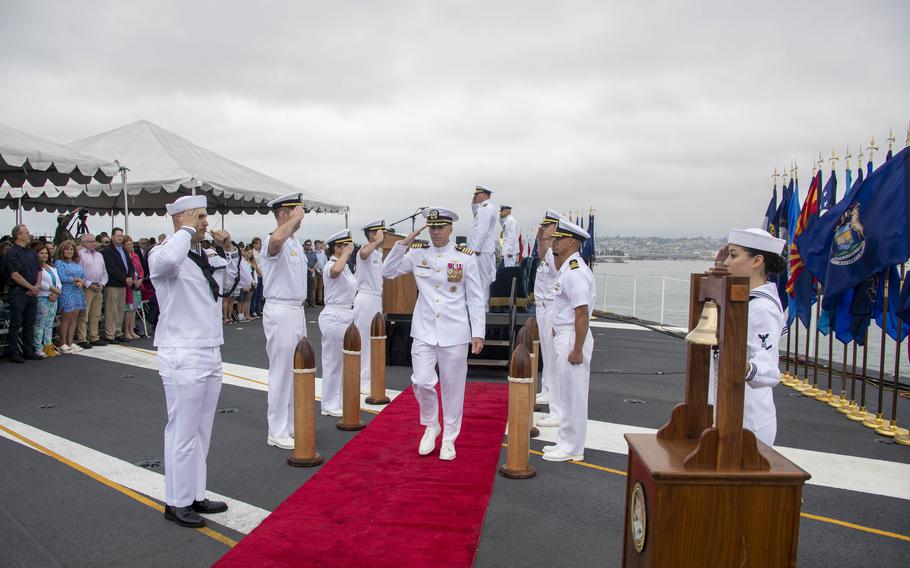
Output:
top-left (428, 209), bottom-right (439, 220)
top-left (569, 259), bottom-right (580, 269)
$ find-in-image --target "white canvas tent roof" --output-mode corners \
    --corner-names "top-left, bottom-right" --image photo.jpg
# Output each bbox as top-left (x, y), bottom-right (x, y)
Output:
top-left (0, 119), bottom-right (347, 216)
top-left (0, 122), bottom-right (120, 187)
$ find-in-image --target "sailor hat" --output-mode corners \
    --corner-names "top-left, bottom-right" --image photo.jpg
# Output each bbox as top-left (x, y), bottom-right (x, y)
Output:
top-left (361, 218), bottom-right (387, 232)
top-left (500, 205), bottom-right (512, 211)
top-left (165, 195), bottom-right (207, 216)
top-left (540, 208), bottom-right (567, 226)
top-left (422, 207), bottom-right (459, 227)
top-left (728, 228), bottom-right (786, 255)
top-left (326, 229), bottom-right (354, 247)
top-left (552, 218), bottom-right (589, 241)
top-left (474, 185), bottom-right (493, 195)
top-left (267, 192), bottom-right (305, 209)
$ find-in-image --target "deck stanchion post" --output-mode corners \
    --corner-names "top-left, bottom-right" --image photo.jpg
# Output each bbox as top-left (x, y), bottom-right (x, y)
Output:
top-left (499, 343), bottom-right (536, 479)
top-left (337, 323), bottom-right (366, 431)
top-left (288, 338), bottom-right (324, 467)
top-left (366, 313), bottom-right (390, 405)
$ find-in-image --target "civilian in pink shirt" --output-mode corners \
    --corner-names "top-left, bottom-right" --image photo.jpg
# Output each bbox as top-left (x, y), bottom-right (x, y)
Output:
top-left (77, 232), bottom-right (109, 348)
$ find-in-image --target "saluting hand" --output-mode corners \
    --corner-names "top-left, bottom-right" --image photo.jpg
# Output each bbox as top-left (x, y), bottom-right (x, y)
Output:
top-left (210, 229), bottom-right (234, 251)
top-left (401, 225), bottom-right (426, 247)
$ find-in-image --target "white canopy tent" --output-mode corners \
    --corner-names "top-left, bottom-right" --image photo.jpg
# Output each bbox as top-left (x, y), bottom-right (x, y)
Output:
top-left (0, 119), bottom-right (348, 231)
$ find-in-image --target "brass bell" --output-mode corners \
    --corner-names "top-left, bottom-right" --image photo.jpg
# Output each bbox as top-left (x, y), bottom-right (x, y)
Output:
top-left (686, 300), bottom-right (719, 346)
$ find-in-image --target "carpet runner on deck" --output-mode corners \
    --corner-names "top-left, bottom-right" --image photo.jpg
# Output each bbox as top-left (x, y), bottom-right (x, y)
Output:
top-left (216, 382), bottom-right (509, 568)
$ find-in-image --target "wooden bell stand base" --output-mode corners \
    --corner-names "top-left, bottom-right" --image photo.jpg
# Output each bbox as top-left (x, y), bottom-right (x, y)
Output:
top-left (622, 271), bottom-right (810, 568)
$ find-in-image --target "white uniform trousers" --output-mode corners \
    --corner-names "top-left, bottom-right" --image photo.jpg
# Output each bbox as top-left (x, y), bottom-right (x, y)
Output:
top-left (353, 291), bottom-right (383, 390)
top-left (263, 302), bottom-right (307, 439)
top-left (158, 347), bottom-right (223, 508)
top-left (318, 306), bottom-right (355, 412)
top-left (537, 303), bottom-right (562, 422)
top-left (411, 339), bottom-right (468, 443)
top-left (553, 326), bottom-right (593, 456)
top-left (476, 252), bottom-right (495, 305)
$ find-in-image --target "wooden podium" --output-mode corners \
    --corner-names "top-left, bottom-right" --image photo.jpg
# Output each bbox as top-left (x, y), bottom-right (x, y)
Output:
top-left (381, 232), bottom-right (418, 315)
top-left (621, 270), bottom-right (810, 568)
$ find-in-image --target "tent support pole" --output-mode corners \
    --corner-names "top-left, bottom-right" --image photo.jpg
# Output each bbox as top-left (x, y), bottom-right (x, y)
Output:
top-left (120, 166), bottom-right (129, 234)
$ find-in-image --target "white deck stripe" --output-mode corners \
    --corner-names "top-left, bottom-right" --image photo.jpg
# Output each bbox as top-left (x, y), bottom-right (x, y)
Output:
top-left (0, 414), bottom-right (270, 534)
top-left (79, 346), bottom-right (910, 501)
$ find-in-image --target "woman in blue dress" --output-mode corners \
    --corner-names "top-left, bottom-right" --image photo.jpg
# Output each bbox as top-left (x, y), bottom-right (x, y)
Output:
top-left (55, 239), bottom-right (87, 353)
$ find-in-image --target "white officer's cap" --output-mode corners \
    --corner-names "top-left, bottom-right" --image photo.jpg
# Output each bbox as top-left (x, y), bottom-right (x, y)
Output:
top-left (267, 192), bottom-right (305, 209)
top-left (361, 219), bottom-right (387, 231)
top-left (422, 207), bottom-right (459, 227)
top-left (552, 218), bottom-right (589, 241)
top-left (326, 229), bottom-right (354, 247)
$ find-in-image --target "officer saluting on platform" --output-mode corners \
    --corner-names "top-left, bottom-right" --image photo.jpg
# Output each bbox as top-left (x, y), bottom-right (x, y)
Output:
top-left (382, 207), bottom-right (485, 460)
top-left (150, 195), bottom-right (238, 528)
top-left (541, 218), bottom-right (596, 463)
top-left (354, 219), bottom-right (387, 394)
top-left (259, 193), bottom-right (308, 450)
top-left (499, 205), bottom-right (519, 267)
top-left (469, 185), bottom-right (499, 304)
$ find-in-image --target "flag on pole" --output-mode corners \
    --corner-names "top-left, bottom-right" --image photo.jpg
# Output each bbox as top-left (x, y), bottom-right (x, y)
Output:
top-left (581, 210), bottom-right (596, 265)
top-left (819, 167), bottom-right (837, 213)
top-left (762, 182), bottom-right (777, 232)
top-left (786, 168), bottom-right (820, 326)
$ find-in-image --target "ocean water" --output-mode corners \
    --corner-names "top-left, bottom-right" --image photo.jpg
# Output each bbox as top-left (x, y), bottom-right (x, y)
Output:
top-left (591, 259), bottom-right (908, 381)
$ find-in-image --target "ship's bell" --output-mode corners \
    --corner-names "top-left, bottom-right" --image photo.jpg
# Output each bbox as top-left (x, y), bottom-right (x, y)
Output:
top-left (685, 300), bottom-right (719, 346)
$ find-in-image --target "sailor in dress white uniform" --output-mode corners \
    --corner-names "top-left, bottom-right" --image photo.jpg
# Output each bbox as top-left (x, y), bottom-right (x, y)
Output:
top-left (318, 229), bottom-right (357, 416)
top-left (382, 207), bottom-right (486, 460)
top-left (353, 219), bottom-right (387, 394)
top-left (469, 185), bottom-right (499, 305)
top-left (499, 205), bottom-right (519, 267)
top-left (150, 195), bottom-right (238, 528)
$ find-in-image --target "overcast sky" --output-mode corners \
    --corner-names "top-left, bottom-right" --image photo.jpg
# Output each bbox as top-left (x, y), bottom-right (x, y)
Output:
top-left (2, 0), bottom-right (908, 243)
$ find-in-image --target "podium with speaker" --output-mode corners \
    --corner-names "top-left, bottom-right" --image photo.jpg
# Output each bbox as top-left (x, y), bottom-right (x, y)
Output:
top-left (621, 268), bottom-right (810, 567)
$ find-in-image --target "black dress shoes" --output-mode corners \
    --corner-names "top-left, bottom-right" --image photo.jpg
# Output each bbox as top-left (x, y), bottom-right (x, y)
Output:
top-left (192, 499), bottom-right (228, 514)
top-left (164, 505), bottom-right (205, 528)
top-left (78, 341), bottom-right (93, 350)
top-left (91, 339), bottom-right (109, 346)
top-left (8, 355), bottom-right (25, 364)
top-left (23, 353), bottom-right (44, 361)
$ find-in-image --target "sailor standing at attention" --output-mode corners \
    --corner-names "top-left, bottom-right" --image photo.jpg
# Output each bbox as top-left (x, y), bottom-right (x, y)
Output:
top-left (469, 185), bottom-right (499, 304)
top-left (259, 193), bottom-right (308, 450)
top-left (318, 229), bottom-right (357, 416)
top-left (353, 219), bottom-right (387, 394)
top-left (150, 195), bottom-right (238, 528)
top-left (542, 218), bottom-right (596, 463)
top-left (382, 207), bottom-right (485, 460)
top-left (499, 205), bottom-right (519, 267)
top-left (533, 209), bottom-right (568, 429)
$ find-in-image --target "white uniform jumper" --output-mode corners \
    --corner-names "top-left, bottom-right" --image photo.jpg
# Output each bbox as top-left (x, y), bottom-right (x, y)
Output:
top-left (354, 248), bottom-right (383, 391)
top-left (500, 214), bottom-right (519, 267)
top-left (535, 249), bottom-right (561, 420)
top-left (150, 227), bottom-right (239, 508)
top-left (319, 256), bottom-right (357, 413)
top-left (469, 200), bottom-right (499, 303)
top-left (259, 235), bottom-right (308, 440)
top-left (708, 282), bottom-right (784, 446)
top-left (551, 252), bottom-right (596, 457)
top-left (382, 241), bottom-right (485, 443)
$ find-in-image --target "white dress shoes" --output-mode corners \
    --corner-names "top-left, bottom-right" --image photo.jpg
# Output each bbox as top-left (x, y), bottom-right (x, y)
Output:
top-left (541, 449), bottom-right (584, 462)
top-left (267, 436), bottom-right (294, 449)
top-left (536, 416), bottom-right (560, 428)
top-left (360, 384), bottom-right (371, 395)
top-left (535, 393), bottom-right (549, 405)
top-left (418, 424), bottom-right (441, 456)
top-left (439, 441), bottom-right (456, 461)
top-left (320, 408), bottom-right (343, 417)
top-left (542, 444), bottom-right (558, 453)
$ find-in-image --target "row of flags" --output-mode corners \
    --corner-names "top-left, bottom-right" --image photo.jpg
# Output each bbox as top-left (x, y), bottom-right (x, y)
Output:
top-left (761, 130), bottom-right (910, 350)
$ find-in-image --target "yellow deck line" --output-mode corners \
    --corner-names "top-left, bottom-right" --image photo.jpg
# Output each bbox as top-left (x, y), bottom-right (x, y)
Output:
top-left (0, 423), bottom-right (238, 548)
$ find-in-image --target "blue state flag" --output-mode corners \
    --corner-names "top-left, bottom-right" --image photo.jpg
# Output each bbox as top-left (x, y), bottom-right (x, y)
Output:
top-left (819, 169), bottom-right (837, 212)
top-left (762, 185), bottom-right (777, 232)
top-left (874, 267), bottom-right (909, 341)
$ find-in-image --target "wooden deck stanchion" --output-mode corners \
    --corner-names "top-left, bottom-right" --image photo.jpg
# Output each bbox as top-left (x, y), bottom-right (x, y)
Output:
top-left (526, 317), bottom-right (542, 412)
top-left (365, 312), bottom-right (390, 405)
top-left (288, 338), bottom-right (324, 467)
top-left (499, 343), bottom-right (536, 479)
top-left (515, 326), bottom-right (539, 438)
top-left (337, 323), bottom-right (366, 431)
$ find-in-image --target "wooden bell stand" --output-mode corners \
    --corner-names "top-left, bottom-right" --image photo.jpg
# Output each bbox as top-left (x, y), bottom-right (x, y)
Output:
top-left (621, 269), bottom-right (810, 568)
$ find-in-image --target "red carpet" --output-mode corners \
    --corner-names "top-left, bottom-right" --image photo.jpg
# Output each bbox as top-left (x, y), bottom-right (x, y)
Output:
top-left (216, 382), bottom-right (508, 568)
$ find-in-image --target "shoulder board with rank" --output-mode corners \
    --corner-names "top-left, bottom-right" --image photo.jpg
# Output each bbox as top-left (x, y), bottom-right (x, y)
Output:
top-left (410, 242), bottom-right (430, 249)
top-left (569, 259), bottom-right (580, 270)
top-left (455, 244), bottom-right (475, 255)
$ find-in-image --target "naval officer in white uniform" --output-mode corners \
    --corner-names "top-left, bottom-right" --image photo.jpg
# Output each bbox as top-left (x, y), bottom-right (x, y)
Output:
top-left (150, 195), bottom-right (238, 528)
top-left (499, 205), bottom-right (519, 267)
top-left (354, 219), bottom-right (387, 394)
top-left (259, 193), bottom-right (308, 449)
top-left (541, 219), bottom-right (596, 463)
top-left (469, 185), bottom-right (499, 304)
top-left (382, 207), bottom-right (485, 460)
top-left (533, 209), bottom-right (568, 429)
top-left (710, 228), bottom-right (787, 446)
top-left (318, 229), bottom-right (357, 416)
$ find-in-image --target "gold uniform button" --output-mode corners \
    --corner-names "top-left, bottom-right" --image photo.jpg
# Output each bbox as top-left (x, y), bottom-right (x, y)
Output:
top-left (435, 314), bottom-right (440, 319)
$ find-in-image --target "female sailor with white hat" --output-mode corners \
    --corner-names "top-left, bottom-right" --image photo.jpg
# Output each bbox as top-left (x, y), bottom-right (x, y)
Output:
top-left (354, 219), bottom-right (387, 394)
top-left (318, 229), bottom-right (357, 416)
top-left (712, 228), bottom-right (787, 446)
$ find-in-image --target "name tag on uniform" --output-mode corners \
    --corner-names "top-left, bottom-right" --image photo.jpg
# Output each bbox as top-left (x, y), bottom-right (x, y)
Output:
top-left (415, 265), bottom-right (432, 278)
top-left (447, 262), bottom-right (464, 282)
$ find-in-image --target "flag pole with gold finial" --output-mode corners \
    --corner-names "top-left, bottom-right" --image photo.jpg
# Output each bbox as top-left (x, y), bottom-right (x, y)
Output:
top-left (817, 149), bottom-right (840, 404)
top-left (803, 155), bottom-right (826, 398)
top-left (829, 147), bottom-right (852, 409)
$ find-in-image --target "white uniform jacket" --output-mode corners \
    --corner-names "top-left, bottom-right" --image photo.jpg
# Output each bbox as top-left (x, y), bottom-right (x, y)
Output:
top-left (551, 253), bottom-right (596, 326)
top-left (469, 200), bottom-right (500, 254)
top-left (500, 214), bottom-right (519, 258)
top-left (355, 248), bottom-right (383, 295)
top-left (150, 228), bottom-right (239, 348)
top-left (534, 249), bottom-right (557, 304)
top-left (382, 241), bottom-right (486, 346)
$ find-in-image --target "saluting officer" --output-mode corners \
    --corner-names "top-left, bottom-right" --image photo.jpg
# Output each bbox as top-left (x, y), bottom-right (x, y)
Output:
top-left (382, 207), bottom-right (485, 461)
top-left (318, 229), bottom-right (357, 416)
top-left (150, 195), bottom-right (238, 528)
top-left (259, 193), bottom-right (308, 450)
top-left (354, 219), bottom-right (386, 394)
top-left (469, 185), bottom-right (499, 303)
top-left (541, 218), bottom-right (596, 463)
top-left (534, 209), bottom-right (568, 429)
top-left (499, 205), bottom-right (519, 267)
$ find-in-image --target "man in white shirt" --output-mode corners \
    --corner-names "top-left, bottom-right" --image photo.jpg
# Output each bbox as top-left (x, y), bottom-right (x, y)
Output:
top-left (150, 195), bottom-right (238, 528)
top-left (499, 205), bottom-right (519, 267)
top-left (353, 219), bottom-right (387, 394)
top-left (313, 240), bottom-right (327, 306)
top-left (469, 185), bottom-right (499, 305)
top-left (258, 193), bottom-right (309, 450)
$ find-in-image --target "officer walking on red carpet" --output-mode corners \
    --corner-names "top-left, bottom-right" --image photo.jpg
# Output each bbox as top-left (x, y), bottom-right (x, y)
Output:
top-left (150, 195), bottom-right (238, 528)
top-left (382, 207), bottom-right (485, 460)
top-left (541, 218), bottom-right (596, 463)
